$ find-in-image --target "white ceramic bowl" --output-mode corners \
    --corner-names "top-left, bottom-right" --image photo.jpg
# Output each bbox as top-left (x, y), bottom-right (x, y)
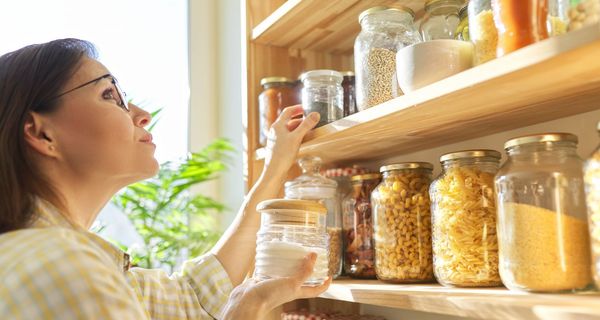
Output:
top-left (396, 39), bottom-right (474, 93)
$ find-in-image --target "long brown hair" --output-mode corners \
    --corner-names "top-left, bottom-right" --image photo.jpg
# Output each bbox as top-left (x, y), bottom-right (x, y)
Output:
top-left (0, 38), bottom-right (97, 233)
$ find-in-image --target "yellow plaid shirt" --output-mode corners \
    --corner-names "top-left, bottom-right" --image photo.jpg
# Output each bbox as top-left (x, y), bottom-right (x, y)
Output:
top-left (0, 199), bottom-right (233, 319)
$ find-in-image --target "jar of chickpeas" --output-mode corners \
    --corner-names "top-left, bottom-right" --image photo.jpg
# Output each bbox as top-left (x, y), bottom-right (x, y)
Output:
top-left (430, 150), bottom-right (502, 287)
top-left (372, 162), bottom-right (434, 283)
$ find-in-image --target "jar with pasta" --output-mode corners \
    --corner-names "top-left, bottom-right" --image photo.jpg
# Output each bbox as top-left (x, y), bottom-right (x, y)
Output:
top-left (343, 173), bottom-right (381, 279)
top-left (430, 150), bottom-right (502, 287)
top-left (469, 0), bottom-right (498, 64)
top-left (372, 162), bottom-right (434, 283)
top-left (496, 133), bottom-right (592, 292)
top-left (584, 122), bottom-right (600, 289)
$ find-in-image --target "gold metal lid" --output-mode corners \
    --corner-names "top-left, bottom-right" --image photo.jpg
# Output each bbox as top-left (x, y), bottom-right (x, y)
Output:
top-left (260, 77), bottom-right (295, 86)
top-left (359, 6), bottom-right (415, 24)
top-left (351, 173), bottom-right (382, 182)
top-left (504, 133), bottom-right (578, 150)
top-left (380, 162), bottom-right (433, 173)
top-left (340, 71), bottom-right (355, 76)
top-left (425, 0), bottom-right (465, 10)
top-left (440, 149), bottom-right (501, 162)
top-left (257, 199), bottom-right (327, 214)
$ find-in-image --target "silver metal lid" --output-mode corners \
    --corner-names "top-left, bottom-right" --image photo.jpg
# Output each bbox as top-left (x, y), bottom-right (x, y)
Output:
top-left (440, 149), bottom-right (501, 162)
top-left (504, 133), bottom-right (578, 150)
top-left (380, 162), bottom-right (433, 173)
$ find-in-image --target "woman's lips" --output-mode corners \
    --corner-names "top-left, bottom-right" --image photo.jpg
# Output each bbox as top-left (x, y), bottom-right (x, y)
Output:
top-left (139, 133), bottom-right (153, 143)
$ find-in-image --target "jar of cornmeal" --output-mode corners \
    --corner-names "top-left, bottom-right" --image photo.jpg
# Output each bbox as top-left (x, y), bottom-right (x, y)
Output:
top-left (254, 199), bottom-right (329, 286)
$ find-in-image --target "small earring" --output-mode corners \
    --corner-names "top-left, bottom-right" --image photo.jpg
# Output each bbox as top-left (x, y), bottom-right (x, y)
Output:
top-left (49, 145), bottom-right (55, 151)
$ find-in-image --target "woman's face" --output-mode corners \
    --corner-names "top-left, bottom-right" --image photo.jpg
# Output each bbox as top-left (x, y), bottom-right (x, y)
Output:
top-left (45, 57), bottom-right (159, 186)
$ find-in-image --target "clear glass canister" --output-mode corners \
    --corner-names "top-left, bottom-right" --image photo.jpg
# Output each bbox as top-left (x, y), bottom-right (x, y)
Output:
top-left (492, 0), bottom-right (549, 57)
top-left (259, 77), bottom-right (300, 147)
top-left (285, 156), bottom-right (342, 279)
top-left (456, 5), bottom-right (470, 40)
top-left (584, 122), bottom-right (600, 289)
top-left (495, 133), bottom-right (592, 292)
top-left (548, 0), bottom-right (570, 35)
top-left (354, 6), bottom-right (421, 111)
top-left (301, 70), bottom-right (343, 128)
top-left (430, 150), bottom-right (502, 287)
top-left (469, 0), bottom-right (498, 65)
top-left (420, 0), bottom-right (465, 40)
top-left (343, 173), bottom-right (382, 279)
top-left (254, 199), bottom-right (329, 286)
top-left (372, 162), bottom-right (434, 283)
top-left (568, 0), bottom-right (600, 31)
top-left (341, 71), bottom-right (358, 117)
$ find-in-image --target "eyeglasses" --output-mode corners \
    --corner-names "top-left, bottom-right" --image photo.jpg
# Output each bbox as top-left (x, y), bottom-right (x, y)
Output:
top-left (49, 73), bottom-right (129, 111)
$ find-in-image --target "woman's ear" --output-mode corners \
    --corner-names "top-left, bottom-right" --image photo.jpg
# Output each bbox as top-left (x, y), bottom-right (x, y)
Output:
top-left (24, 112), bottom-right (58, 158)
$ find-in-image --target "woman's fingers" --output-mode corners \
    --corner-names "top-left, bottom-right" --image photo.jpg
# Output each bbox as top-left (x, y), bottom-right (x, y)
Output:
top-left (293, 112), bottom-right (319, 135)
top-left (297, 276), bottom-right (331, 299)
top-left (294, 252), bottom-right (317, 285)
top-left (285, 118), bottom-right (303, 132)
top-left (274, 105), bottom-right (304, 127)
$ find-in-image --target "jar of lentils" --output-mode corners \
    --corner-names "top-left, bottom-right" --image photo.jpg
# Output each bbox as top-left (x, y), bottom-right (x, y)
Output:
top-left (372, 162), bottom-right (434, 283)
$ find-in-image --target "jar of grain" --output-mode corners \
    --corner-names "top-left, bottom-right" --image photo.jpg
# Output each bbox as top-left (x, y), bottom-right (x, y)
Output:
top-left (343, 173), bottom-right (382, 279)
top-left (301, 70), bottom-right (343, 128)
top-left (568, 0), bottom-right (600, 31)
top-left (354, 6), bottom-right (421, 111)
top-left (430, 150), bottom-right (502, 287)
top-left (285, 156), bottom-right (343, 279)
top-left (495, 133), bottom-right (592, 292)
top-left (469, 0), bottom-right (498, 64)
top-left (492, 0), bottom-right (549, 57)
top-left (372, 162), bottom-right (434, 283)
top-left (254, 199), bottom-right (329, 285)
top-left (584, 122), bottom-right (600, 289)
top-left (420, 0), bottom-right (465, 41)
top-left (258, 77), bottom-right (300, 147)
top-left (548, 0), bottom-right (570, 35)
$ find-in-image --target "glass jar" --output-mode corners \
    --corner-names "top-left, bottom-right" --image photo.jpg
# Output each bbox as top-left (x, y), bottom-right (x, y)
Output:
top-left (469, 0), bottom-right (498, 65)
top-left (354, 6), bottom-right (421, 111)
top-left (548, 0), bottom-right (570, 35)
top-left (372, 162), bottom-right (434, 283)
top-left (254, 199), bottom-right (329, 285)
top-left (420, 0), bottom-right (465, 40)
top-left (301, 70), bottom-right (343, 128)
top-left (584, 123), bottom-right (600, 289)
top-left (343, 173), bottom-right (381, 279)
top-left (495, 133), bottom-right (592, 292)
top-left (285, 156), bottom-right (342, 279)
top-left (456, 5), bottom-right (470, 40)
top-left (341, 71), bottom-right (358, 117)
top-left (492, 0), bottom-right (549, 57)
top-left (258, 77), bottom-right (300, 147)
top-left (568, 0), bottom-right (600, 31)
top-left (430, 150), bottom-right (502, 287)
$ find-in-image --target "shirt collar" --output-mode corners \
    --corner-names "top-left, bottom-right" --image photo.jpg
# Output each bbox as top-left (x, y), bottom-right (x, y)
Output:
top-left (31, 198), bottom-right (131, 271)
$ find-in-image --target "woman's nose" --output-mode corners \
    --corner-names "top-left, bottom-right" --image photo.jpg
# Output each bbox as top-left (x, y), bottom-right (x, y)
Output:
top-left (129, 103), bottom-right (152, 128)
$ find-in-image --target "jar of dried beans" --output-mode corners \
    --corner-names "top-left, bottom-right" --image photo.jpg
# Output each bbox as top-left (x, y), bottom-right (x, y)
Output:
top-left (430, 150), bottom-right (502, 287)
top-left (584, 122), bottom-right (600, 289)
top-left (343, 173), bottom-right (381, 278)
top-left (496, 133), bottom-right (592, 292)
top-left (372, 162), bottom-right (434, 283)
top-left (354, 6), bottom-right (421, 111)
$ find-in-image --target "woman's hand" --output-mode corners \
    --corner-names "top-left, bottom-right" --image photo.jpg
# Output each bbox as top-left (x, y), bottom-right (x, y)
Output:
top-left (264, 105), bottom-right (320, 178)
top-left (221, 253), bottom-right (331, 319)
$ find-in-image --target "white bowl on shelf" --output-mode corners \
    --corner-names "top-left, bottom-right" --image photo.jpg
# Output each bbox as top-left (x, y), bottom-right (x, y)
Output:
top-left (396, 39), bottom-right (474, 93)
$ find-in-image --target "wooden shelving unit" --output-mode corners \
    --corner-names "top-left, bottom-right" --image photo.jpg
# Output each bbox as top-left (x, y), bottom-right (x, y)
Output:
top-left (242, 0), bottom-right (600, 319)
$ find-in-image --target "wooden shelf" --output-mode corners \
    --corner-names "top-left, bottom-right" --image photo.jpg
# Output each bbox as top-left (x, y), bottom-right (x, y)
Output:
top-left (251, 0), bottom-right (426, 54)
top-left (321, 279), bottom-right (600, 320)
top-left (255, 23), bottom-right (600, 164)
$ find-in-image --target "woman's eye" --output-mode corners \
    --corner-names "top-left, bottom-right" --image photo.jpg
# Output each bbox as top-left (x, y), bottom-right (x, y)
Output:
top-left (102, 88), bottom-right (118, 103)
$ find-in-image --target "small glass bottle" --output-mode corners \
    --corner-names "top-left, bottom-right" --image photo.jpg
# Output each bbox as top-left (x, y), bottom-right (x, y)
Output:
top-left (301, 70), bottom-right (343, 128)
top-left (254, 199), bottom-right (329, 285)
top-left (495, 133), bottom-right (592, 292)
top-left (258, 77), bottom-right (300, 147)
top-left (354, 6), bottom-right (421, 111)
top-left (343, 173), bottom-right (381, 279)
top-left (583, 122), bottom-right (600, 289)
top-left (430, 150), bottom-right (502, 287)
top-left (340, 71), bottom-right (358, 117)
top-left (285, 156), bottom-right (342, 279)
top-left (372, 162), bottom-right (434, 283)
top-left (492, 0), bottom-right (549, 57)
top-left (420, 0), bottom-right (464, 40)
top-left (469, 0), bottom-right (498, 65)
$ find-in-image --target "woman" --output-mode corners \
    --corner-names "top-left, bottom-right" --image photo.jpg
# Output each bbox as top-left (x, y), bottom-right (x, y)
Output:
top-left (0, 38), bottom-right (329, 319)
